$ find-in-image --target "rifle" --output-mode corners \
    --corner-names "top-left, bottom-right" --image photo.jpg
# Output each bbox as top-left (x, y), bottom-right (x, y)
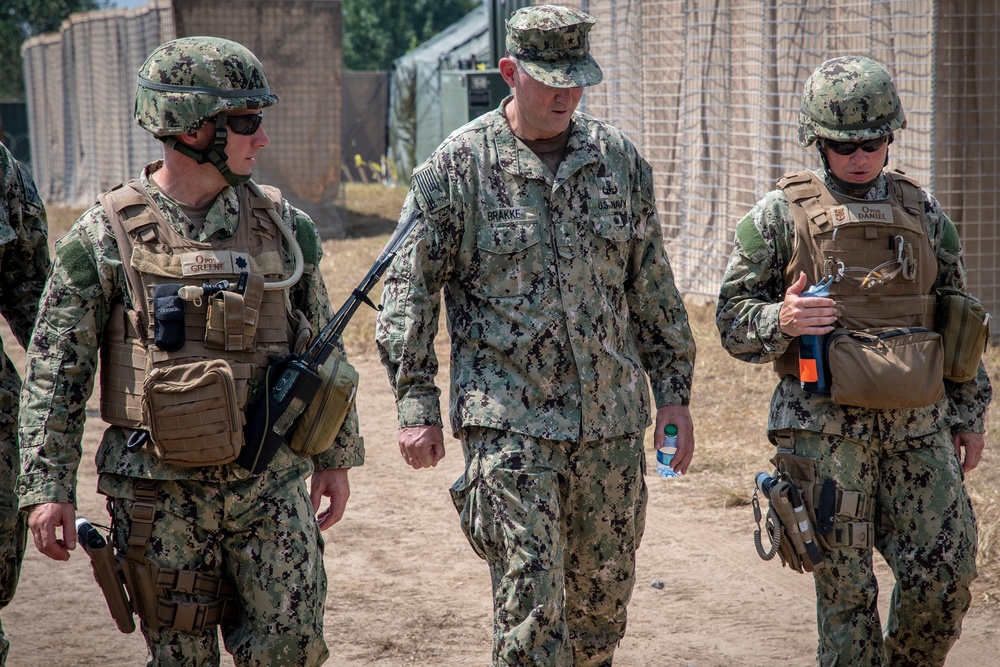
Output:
top-left (237, 210), bottom-right (421, 473)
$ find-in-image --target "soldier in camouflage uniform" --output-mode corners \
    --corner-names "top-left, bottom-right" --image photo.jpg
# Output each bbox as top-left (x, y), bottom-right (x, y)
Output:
top-left (376, 6), bottom-right (696, 666)
top-left (17, 37), bottom-right (362, 666)
top-left (0, 142), bottom-right (49, 667)
top-left (717, 56), bottom-right (991, 666)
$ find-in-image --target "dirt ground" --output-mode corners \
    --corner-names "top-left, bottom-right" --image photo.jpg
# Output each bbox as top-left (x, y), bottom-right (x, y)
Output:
top-left (1, 348), bottom-right (996, 667)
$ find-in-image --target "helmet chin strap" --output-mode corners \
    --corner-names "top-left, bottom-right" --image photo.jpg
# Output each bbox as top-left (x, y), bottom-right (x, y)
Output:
top-left (159, 112), bottom-right (250, 187)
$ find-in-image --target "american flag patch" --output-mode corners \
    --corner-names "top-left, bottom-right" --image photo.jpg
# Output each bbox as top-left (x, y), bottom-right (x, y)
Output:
top-left (412, 164), bottom-right (448, 213)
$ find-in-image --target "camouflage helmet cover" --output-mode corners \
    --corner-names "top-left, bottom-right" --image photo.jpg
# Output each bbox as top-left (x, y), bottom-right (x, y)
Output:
top-left (505, 5), bottom-right (603, 88)
top-left (797, 55), bottom-right (906, 146)
top-left (134, 36), bottom-right (278, 136)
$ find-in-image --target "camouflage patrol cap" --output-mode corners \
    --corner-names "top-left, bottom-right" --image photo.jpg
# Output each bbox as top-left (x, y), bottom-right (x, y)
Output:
top-left (798, 55), bottom-right (906, 146)
top-left (134, 36), bottom-right (278, 136)
top-left (505, 5), bottom-right (603, 88)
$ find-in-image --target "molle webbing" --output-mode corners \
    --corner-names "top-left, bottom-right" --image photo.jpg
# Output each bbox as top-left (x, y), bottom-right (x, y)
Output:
top-left (98, 180), bottom-right (295, 430)
top-left (773, 170), bottom-right (937, 378)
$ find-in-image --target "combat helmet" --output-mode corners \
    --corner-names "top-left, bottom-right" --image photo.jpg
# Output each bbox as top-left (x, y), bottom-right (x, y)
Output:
top-left (134, 36), bottom-right (278, 185)
top-left (797, 55), bottom-right (905, 147)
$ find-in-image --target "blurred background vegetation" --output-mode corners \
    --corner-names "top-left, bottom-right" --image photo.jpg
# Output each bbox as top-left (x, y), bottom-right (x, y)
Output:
top-left (342, 0), bottom-right (479, 71)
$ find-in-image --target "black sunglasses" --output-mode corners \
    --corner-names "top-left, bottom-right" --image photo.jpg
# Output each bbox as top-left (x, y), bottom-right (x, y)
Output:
top-left (823, 136), bottom-right (889, 155)
top-left (218, 112), bottom-right (263, 136)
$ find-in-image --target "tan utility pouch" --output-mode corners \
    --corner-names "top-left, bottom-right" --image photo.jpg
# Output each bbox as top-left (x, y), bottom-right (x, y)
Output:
top-left (936, 287), bottom-right (990, 382)
top-left (141, 359), bottom-right (244, 466)
top-left (827, 327), bottom-right (945, 409)
top-left (288, 348), bottom-right (359, 456)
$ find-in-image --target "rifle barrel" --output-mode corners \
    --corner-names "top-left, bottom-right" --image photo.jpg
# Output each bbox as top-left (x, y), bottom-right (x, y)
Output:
top-left (303, 210), bottom-right (422, 363)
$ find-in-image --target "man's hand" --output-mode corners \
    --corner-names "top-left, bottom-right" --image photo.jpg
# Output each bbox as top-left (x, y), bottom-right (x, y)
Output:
top-left (779, 271), bottom-right (837, 338)
top-left (953, 431), bottom-right (985, 474)
top-left (310, 468), bottom-right (350, 530)
top-left (654, 405), bottom-right (695, 474)
top-left (398, 425), bottom-right (446, 469)
top-left (28, 501), bottom-right (77, 561)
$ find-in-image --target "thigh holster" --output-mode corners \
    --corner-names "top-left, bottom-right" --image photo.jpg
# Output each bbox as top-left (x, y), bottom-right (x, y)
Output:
top-left (119, 479), bottom-right (241, 633)
top-left (772, 444), bottom-right (876, 552)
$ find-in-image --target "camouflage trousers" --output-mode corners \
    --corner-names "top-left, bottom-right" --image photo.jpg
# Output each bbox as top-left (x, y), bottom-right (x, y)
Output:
top-left (101, 463), bottom-right (329, 667)
top-left (0, 385), bottom-right (26, 667)
top-left (450, 427), bottom-right (648, 667)
top-left (788, 428), bottom-right (978, 667)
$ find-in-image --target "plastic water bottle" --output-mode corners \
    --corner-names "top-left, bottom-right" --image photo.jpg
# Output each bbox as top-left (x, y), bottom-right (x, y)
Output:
top-left (656, 424), bottom-right (680, 478)
top-left (799, 275), bottom-right (834, 394)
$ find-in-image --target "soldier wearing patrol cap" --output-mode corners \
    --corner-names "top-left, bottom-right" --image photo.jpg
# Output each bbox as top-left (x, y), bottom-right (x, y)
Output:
top-left (717, 55), bottom-right (991, 665)
top-left (0, 142), bottom-right (49, 666)
top-left (17, 36), bottom-right (363, 665)
top-left (377, 5), bottom-right (696, 666)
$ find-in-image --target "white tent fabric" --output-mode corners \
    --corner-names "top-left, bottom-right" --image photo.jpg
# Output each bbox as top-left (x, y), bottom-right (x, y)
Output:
top-left (387, 5), bottom-right (492, 183)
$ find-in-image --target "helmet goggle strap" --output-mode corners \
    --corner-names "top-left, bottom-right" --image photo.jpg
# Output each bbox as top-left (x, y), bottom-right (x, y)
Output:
top-left (817, 133), bottom-right (893, 195)
top-left (159, 111), bottom-right (250, 187)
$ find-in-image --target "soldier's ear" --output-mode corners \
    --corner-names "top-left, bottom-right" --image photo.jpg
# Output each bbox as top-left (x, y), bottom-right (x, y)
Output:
top-left (498, 58), bottom-right (518, 87)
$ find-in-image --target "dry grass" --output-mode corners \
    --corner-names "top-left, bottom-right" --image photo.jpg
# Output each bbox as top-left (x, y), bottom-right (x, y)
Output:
top-left (44, 182), bottom-right (1000, 603)
top-left (327, 184), bottom-right (1000, 603)
top-left (330, 183), bottom-right (409, 355)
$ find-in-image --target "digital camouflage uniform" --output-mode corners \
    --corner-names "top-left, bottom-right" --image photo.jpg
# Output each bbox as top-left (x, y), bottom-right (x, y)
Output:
top-left (17, 38), bottom-right (363, 667)
top-left (0, 143), bottom-right (49, 667)
top-left (717, 57), bottom-right (991, 667)
top-left (376, 8), bottom-right (695, 665)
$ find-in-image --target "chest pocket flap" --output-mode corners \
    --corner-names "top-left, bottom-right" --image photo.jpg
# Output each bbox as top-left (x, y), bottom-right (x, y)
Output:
top-left (476, 221), bottom-right (541, 254)
top-left (593, 213), bottom-right (632, 243)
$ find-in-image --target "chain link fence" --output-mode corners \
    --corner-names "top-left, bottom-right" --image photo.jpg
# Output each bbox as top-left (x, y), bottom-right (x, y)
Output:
top-left (559, 0), bottom-right (998, 320)
top-left (22, 0), bottom-right (347, 236)
top-left (21, 1), bottom-right (1000, 291)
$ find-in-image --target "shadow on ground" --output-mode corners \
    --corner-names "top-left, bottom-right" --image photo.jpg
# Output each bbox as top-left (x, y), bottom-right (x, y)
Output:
top-left (344, 211), bottom-right (399, 239)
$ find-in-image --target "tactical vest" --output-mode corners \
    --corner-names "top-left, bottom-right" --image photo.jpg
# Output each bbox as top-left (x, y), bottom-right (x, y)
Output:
top-left (97, 180), bottom-right (294, 433)
top-left (773, 169), bottom-right (938, 377)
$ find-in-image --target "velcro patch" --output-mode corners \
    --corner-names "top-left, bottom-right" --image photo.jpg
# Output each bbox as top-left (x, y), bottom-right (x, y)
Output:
top-left (56, 236), bottom-right (99, 287)
top-left (180, 250), bottom-right (250, 276)
top-left (735, 215), bottom-right (766, 261)
top-left (940, 219), bottom-right (961, 256)
top-left (294, 217), bottom-right (320, 264)
top-left (830, 203), bottom-right (894, 226)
